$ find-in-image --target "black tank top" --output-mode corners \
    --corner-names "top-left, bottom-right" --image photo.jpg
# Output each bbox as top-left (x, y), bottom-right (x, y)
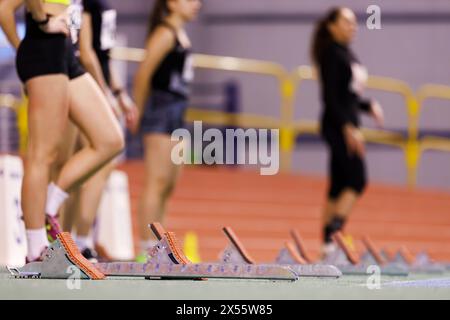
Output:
top-left (151, 22), bottom-right (193, 99)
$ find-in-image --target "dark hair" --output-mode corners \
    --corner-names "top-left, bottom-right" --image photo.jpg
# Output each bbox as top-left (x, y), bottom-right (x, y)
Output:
top-left (148, 0), bottom-right (170, 34)
top-left (311, 7), bottom-right (342, 66)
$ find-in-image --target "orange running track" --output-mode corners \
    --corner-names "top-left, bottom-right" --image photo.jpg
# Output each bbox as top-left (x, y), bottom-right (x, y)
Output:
top-left (119, 161), bottom-right (450, 263)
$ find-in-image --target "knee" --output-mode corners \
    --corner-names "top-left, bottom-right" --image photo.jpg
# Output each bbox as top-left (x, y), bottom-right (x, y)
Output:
top-left (27, 145), bottom-right (59, 168)
top-left (100, 130), bottom-right (125, 158)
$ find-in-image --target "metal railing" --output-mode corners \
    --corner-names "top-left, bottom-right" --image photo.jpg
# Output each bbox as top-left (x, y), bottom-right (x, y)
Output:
top-left (416, 84), bottom-right (450, 171)
top-left (6, 48), bottom-right (450, 186)
top-left (111, 47), bottom-right (450, 186)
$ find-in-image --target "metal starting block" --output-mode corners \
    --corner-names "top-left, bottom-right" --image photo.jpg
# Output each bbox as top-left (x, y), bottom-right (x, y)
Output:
top-left (285, 229), bottom-right (407, 276)
top-left (8, 232), bottom-right (106, 280)
top-left (358, 237), bottom-right (409, 276)
top-left (221, 227), bottom-right (342, 278)
top-left (321, 233), bottom-right (409, 276)
top-left (9, 227), bottom-right (296, 281)
top-left (387, 246), bottom-right (446, 274)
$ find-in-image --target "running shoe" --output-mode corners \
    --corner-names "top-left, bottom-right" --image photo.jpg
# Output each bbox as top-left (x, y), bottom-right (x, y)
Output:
top-left (25, 247), bottom-right (48, 264)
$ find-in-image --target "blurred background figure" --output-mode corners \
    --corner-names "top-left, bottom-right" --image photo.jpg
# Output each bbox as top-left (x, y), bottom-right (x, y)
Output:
top-left (132, 0), bottom-right (201, 261)
top-left (311, 7), bottom-right (384, 257)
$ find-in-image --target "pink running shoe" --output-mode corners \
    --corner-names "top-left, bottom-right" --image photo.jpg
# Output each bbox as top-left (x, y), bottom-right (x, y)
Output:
top-left (25, 247), bottom-right (48, 264)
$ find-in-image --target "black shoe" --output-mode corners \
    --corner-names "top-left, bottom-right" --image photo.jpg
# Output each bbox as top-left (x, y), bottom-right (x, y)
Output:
top-left (81, 248), bottom-right (99, 263)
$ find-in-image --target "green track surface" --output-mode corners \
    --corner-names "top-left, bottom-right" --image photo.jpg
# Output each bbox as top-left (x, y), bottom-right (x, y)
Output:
top-left (1, 267), bottom-right (450, 300)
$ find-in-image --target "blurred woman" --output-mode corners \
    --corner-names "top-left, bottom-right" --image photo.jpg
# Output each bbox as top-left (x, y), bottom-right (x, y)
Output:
top-left (0, 0), bottom-right (124, 263)
top-left (310, 7), bottom-right (384, 256)
top-left (133, 0), bottom-right (201, 260)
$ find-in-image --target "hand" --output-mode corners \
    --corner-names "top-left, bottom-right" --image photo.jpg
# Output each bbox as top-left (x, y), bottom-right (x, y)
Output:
top-left (343, 124), bottom-right (365, 158)
top-left (129, 115), bottom-right (140, 135)
top-left (370, 100), bottom-right (384, 128)
top-left (117, 91), bottom-right (139, 132)
top-left (39, 14), bottom-right (69, 36)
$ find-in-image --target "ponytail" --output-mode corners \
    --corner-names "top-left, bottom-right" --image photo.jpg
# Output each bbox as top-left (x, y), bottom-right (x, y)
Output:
top-left (311, 7), bottom-right (342, 66)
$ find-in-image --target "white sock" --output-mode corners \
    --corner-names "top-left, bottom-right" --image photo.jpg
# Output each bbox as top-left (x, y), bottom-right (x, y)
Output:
top-left (75, 235), bottom-right (93, 252)
top-left (140, 239), bottom-right (158, 252)
top-left (45, 182), bottom-right (69, 217)
top-left (26, 228), bottom-right (49, 261)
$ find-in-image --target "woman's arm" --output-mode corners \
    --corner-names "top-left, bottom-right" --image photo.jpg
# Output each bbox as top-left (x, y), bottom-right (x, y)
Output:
top-left (109, 63), bottom-right (139, 129)
top-left (79, 12), bottom-right (109, 92)
top-left (131, 26), bottom-right (174, 132)
top-left (109, 61), bottom-right (123, 94)
top-left (0, 0), bottom-right (24, 49)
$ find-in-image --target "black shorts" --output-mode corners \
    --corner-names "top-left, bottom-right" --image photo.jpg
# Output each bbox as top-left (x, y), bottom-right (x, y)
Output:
top-left (140, 90), bottom-right (187, 135)
top-left (16, 13), bottom-right (86, 83)
top-left (322, 126), bottom-right (367, 199)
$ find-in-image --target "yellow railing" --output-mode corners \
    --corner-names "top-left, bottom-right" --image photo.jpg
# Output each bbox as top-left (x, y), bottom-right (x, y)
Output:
top-left (111, 47), bottom-right (294, 169)
top-left (6, 48), bottom-right (450, 186)
top-left (416, 84), bottom-right (450, 162)
top-left (111, 47), bottom-right (450, 186)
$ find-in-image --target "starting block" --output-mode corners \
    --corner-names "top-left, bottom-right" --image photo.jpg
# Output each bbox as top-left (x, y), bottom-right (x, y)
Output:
top-left (359, 237), bottom-right (409, 276)
top-left (388, 246), bottom-right (446, 274)
top-left (140, 223), bottom-right (297, 281)
top-left (8, 233), bottom-right (105, 280)
top-left (220, 227), bottom-right (342, 278)
top-left (10, 227), bottom-right (297, 281)
top-left (321, 233), bottom-right (409, 276)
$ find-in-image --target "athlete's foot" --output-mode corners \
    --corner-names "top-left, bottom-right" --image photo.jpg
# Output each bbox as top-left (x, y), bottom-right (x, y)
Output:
top-left (45, 214), bottom-right (62, 243)
top-left (321, 242), bottom-right (339, 261)
top-left (25, 247), bottom-right (48, 264)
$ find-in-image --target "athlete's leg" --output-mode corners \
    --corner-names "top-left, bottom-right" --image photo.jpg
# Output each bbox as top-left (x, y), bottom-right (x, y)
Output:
top-left (22, 74), bottom-right (70, 259)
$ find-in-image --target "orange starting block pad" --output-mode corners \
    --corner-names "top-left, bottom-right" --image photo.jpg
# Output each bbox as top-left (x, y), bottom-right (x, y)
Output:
top-left (322, 233), bottom-right (409, 276)
top-left (221, 227), bottom-right (342, 278)
top-left (10, 228), bottom-right (297, 281)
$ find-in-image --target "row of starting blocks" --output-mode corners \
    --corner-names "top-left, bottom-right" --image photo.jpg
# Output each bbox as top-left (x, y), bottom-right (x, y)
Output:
top-left (9, 224), bottom-right (341, 281)
top-left (304, 231), bottom-right (448, 276)
top-left (9, 224), bottom-right (448, 281)
top-left (218, 228), bottom-right (448, 276)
